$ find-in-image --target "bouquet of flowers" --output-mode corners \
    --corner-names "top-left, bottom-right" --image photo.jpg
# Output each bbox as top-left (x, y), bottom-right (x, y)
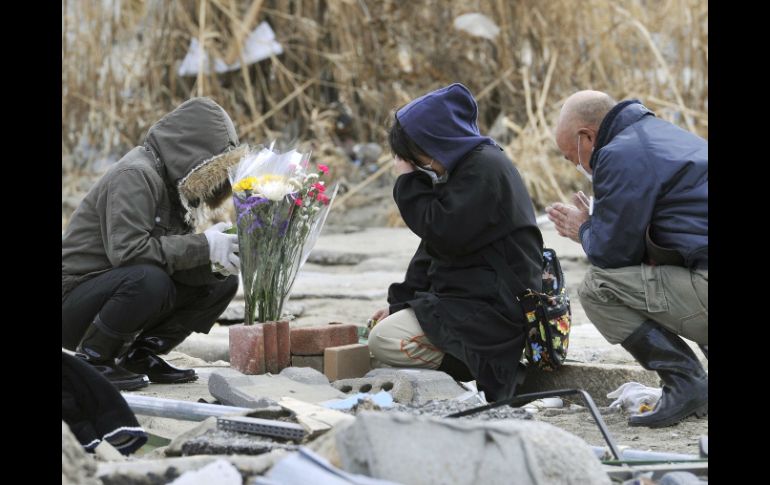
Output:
top-left (228, 144), bottom-right (337, 324)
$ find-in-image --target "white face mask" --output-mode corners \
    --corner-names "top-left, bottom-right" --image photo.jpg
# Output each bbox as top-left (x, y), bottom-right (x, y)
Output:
top-left (576, 135), bottom-right (593, 182)
top-left (414, 163), bottom-right (448, 184)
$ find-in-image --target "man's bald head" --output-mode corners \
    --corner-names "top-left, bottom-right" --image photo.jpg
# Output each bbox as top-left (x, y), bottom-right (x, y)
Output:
top-left (555, 90), bottom-right (617, 164)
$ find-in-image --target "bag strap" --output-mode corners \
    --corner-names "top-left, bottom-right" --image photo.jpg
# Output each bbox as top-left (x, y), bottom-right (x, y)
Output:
top-left (542, 248), bottom-right (566, 295)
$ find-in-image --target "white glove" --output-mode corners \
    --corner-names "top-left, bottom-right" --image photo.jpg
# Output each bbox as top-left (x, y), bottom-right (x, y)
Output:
top-left (607, 382), bottom-right (662, 415)
top-left (203, 222), bottom-right (240, 275)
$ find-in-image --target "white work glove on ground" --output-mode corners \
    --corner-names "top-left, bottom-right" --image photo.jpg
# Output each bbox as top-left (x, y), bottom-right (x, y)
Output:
top-left (203, 222), bottom-right (240, 275)
top-left (607, 381), bottom-right (662, 415)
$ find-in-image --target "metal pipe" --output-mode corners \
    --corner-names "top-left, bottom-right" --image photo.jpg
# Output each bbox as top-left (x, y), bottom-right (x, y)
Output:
top-left (590, 446), bottom-right (700, 462)
top-left (124, 394), bottom-right (253, 421)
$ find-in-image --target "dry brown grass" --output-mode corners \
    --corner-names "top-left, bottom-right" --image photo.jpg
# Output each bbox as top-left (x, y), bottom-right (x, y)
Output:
top-left (62, 0), bottom-right (707, 225)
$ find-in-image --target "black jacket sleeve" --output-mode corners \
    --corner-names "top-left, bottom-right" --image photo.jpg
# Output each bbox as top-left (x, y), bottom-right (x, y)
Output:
top-left (393, 159), bottom-right (508, 256)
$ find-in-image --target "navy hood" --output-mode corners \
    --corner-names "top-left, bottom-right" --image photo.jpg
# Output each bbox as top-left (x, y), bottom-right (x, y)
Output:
top-left (396, 83), bottom-right (494, 172)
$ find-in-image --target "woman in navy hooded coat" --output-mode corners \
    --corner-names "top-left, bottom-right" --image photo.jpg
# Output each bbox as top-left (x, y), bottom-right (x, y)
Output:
top-left (368, 84), bottom-right (544, 401)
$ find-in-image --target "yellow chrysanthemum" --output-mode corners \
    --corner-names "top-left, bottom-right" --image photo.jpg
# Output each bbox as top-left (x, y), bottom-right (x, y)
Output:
top-left (233, 176), bottom-right (257, 192)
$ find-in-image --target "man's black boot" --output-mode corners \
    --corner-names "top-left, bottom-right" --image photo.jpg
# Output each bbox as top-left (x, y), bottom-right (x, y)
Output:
top-left (76, 317), bottom-right (149, 391)
top-left (621, 321), bottom-right (708, 428)
top-left (121, 327), bottom-right (197, 384)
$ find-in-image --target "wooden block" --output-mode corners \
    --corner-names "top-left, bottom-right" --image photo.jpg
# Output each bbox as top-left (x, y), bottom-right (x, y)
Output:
top-left (324, 343), bottom-right (371, 381)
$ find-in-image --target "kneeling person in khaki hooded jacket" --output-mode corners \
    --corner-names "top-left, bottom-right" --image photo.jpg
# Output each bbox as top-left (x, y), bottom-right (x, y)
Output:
top-left (62, 97), bottom-right (245, 390)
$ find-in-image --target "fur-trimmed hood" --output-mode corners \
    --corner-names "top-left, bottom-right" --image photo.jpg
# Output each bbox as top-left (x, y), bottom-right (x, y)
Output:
top-left (144, 97), bottom-right (245, 211)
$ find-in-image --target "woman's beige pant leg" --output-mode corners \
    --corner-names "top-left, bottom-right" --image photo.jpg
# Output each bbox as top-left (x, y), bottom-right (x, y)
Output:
top-left (368, 308), bottom-right (443, 369)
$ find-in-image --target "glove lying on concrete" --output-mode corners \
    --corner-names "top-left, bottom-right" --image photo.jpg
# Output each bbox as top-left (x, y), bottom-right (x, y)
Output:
top-left (204, 222), bottom-right (240, 275)
top-left (607, 381), bottom-right (662, 415)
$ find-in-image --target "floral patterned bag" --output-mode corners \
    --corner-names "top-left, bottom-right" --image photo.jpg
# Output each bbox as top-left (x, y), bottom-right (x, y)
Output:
top-left (518, 248), bottom-right (571, 371)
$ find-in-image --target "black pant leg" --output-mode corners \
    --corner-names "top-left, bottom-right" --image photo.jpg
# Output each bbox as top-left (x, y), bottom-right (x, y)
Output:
top-left (140, 275), bottom-right (238, 338)
top-left (62, 265), bottom-right (176, 350)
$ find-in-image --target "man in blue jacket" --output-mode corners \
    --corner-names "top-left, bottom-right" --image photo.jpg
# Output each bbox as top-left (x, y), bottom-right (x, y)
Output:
top-left (546, 90), bottom-right (707, 428)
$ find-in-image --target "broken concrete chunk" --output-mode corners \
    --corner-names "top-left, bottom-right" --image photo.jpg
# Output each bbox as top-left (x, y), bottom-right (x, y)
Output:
top-left (333, 368), bottom-right (465, 405)
top-left (280, 366), bottom-right (330, 386)
top-left (166, 417), bottom-right (219, 457)
top-left (209, 370), bottom-right (345, 407)
top-left (335, 412), bottom-right (610, 485)
top-left (62, 421), bottom-right (100, 485)
top-left (93, 441), bottom-right (126, 462)
top-left (291, 355), bottom-right (325, 374)
top-left (168, 459), bottom-right (241, 485)
top-left (97, 451), bottom-right (287, 484)
top-left (180, 429), bottom-right (298, 456)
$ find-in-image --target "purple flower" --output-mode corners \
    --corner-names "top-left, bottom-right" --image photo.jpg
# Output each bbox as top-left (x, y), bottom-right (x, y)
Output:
top-left (234, 195), bottom-right (268, 225)
top-left (247, 217), bottom-right (263, 233)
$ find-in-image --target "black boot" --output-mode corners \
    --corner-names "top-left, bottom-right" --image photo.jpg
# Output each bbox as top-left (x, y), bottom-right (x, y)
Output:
top-left (437, 352), bottom-right (475, 382)
top-left (76, 317), bottom-right (149, 391)
top-left (621, 321), bottom-right (708, 428)
top-left (121, 327), bottom-right (197, 384)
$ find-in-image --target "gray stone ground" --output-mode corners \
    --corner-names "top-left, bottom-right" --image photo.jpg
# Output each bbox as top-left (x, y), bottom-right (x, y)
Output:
top-left (126, 222), bottom-right (707, 463)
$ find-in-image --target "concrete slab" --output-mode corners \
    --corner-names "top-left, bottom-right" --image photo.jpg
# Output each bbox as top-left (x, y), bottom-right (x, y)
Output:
top-left (517, 362), bottom-right (661, 406)
top-left (208, 369), bottom-right (346, 407)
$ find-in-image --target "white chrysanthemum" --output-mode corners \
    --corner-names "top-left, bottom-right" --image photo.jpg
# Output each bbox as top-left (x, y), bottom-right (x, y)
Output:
top-left (253, 175), bottom-right (301, 201)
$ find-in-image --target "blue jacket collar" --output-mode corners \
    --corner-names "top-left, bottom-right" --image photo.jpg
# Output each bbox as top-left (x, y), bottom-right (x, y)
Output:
top-left (591, 100), bottom-right (654, 168)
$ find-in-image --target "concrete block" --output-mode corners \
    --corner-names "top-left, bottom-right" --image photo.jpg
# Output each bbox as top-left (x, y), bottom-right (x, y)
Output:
top-left (324, 344), bottom-right (371, 381)
top-left (291, 355), bottom-right (325, 374)
top-left (363, 368), bottom-right (465, 404)
top-left (516, 362), bottom-right (660, 406)
top-left (280, 366), bottom-right (330, 386)
top-left (290, 322), bottom-right (358, 355)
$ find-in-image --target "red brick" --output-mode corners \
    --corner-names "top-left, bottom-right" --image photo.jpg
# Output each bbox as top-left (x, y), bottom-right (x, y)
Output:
top-left (229, 324), bottom-right (265, 375)
top-left (263, 322), bottom-right (279, 374)
top-left (290, 322), bottom-right (359, 356)
top-left (324, 344), bottom-right (371, 381)
top-left (291, 355), bottom-right (324, 373)
top-left (276, 320), bottom-right (291, 371)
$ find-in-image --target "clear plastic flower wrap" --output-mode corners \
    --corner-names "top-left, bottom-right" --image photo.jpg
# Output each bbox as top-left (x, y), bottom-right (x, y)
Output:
top-left (227, 143), bottom-right (337, 324)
